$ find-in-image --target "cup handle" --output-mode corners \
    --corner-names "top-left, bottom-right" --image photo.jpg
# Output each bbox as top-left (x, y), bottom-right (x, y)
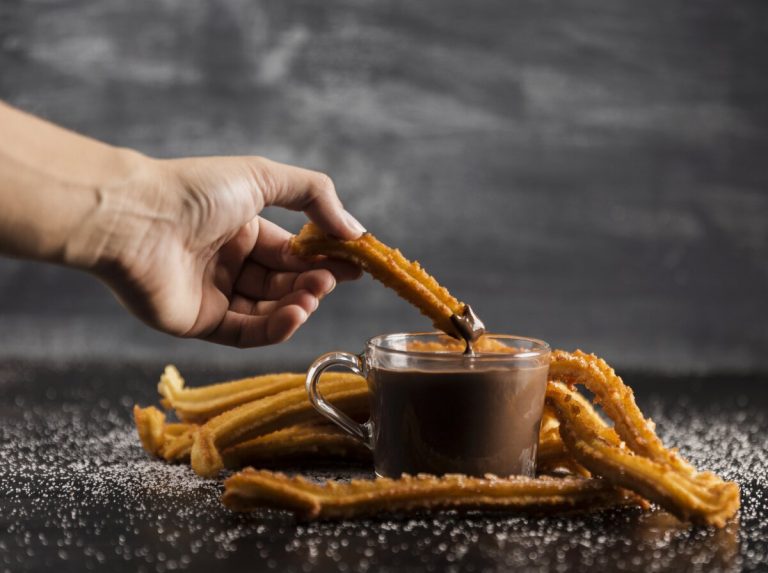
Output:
top-left (306, 351), bottom-right (372, 449)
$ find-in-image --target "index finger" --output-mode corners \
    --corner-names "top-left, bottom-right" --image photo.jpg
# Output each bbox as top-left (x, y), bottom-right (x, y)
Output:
top-left (253, 157), bottom-right (365, 240)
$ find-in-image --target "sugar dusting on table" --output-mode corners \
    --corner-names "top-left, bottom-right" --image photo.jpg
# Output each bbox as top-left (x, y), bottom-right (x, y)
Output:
top-left (0, 368), bottom-right (766, 572)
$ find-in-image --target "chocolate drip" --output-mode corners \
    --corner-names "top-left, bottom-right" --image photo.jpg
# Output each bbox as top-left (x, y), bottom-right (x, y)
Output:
top-left (449, 304), bottom-right (486, 355)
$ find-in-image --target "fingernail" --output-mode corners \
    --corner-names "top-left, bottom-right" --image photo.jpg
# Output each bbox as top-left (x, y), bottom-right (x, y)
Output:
top-left (343, 210), bottom-right (366, 237)
top-left (320, 277), bottom-right (336, 300)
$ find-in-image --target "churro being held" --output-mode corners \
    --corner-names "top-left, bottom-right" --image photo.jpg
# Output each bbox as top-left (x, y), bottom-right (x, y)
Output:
top-left (291, 223), bottom-right (484, 341)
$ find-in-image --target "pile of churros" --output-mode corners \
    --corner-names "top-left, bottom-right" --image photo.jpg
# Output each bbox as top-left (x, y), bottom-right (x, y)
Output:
top-left (134, 223), bottom-right (739, 526)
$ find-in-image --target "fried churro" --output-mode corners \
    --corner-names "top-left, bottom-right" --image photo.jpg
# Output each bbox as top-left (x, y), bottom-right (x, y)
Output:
top-left (133, 405), bottom-right (197, 462)
top-left (535, 405), bottom-right (590, 477)
top-left (134, 405), bottom-right (167, 457)
top-left (222, 468), bottom-right (642, 521)
top-left (291, 223), bottom-right (468, 338)
top-left (549, 350), bottom-right (702, 477)
top-left (221, 424), bottom-right (370, 469)
top-left (546, 381), bottom-right (740, 527)
top-left (159, 366), bottom-right (364, 424)
top-left (191, 375), bottom-right (368, 477)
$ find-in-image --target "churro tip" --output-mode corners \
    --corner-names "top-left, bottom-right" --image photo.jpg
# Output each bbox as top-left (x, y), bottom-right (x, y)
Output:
top-left (133, 405), bottom-right (166, 458)
top-left (191, 428), bottom-right (224, 478)
top-left (222, 469), bottom-right (322, 520)
top-left (158, 364), bottom-right (185, 402)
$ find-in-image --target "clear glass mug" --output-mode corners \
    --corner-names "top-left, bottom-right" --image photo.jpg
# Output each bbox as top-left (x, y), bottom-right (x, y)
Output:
top-left (306, 332), bottom-right (551, 478)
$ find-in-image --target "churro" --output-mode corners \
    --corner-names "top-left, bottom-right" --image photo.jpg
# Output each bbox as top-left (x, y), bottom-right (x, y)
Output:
top-left (134, 405), bottom-right (167, 458)
top-left (546, 381), bottom-right (740, 527)
top-left (221, 424), bottom-right (370, 469)
top-left (191, 375), bottom-right (368, 477)
top-left (291, 223), bottom-right (467, 338)
top-left (549, 350), bottom-right (703, 477)
top-left (158, 366), bottom-right (365, 424)
top-left (222, 468), bottom-right (642, 520)
top-left (133, 405), bottom-right (197, 462)
top-left (535, 405), bottom-right (590, 477)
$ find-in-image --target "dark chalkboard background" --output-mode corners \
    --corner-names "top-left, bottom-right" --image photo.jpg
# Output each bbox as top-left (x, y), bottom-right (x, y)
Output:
top-left (1, 1), bottom-right (766, 373)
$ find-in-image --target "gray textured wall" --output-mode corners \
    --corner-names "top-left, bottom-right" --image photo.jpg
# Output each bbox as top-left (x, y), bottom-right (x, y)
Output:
top-left (1, 1), bottom-right (767, 373)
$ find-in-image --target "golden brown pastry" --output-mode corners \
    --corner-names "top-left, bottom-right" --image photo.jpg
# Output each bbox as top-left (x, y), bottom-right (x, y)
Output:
top-left (190, 375), bottom-right (368, 477)
top-left (221, 423), bottom-right (370, 468)
top-left (158, 365), bottom-right (365, 424)
top-left (546, 381), bottom-right (740, 527)
top-left (291, 222), bottom-right (467, 338)
top-left (222, 468), bottom-right (642, 520)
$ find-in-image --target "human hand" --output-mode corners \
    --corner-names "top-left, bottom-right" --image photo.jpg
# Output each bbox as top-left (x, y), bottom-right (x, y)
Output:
top-left (82, 154), bottom-right (364, 347)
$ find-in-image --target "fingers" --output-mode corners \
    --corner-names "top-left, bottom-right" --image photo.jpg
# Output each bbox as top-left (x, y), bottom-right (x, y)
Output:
top-left (212, 220), bottom-right (259, 295)
top-left (230, 290), bottom-right (318, 316)
top-left (205, 305), bottom-right (309, 347)
top-left (234, 265), bottom-right (336, 302)
top-left (250, 217), bottom-right (362, 279)
top-left (249, 217), bottom-right (314, 271)
top-left (250, 157), bottom-right (365, 240)
top-left (209, 287), bottom-right (322, 347)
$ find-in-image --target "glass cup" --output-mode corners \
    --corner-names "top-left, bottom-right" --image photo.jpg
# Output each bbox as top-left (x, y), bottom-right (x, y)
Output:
top-left (306, 332), bottom-right (550, 478)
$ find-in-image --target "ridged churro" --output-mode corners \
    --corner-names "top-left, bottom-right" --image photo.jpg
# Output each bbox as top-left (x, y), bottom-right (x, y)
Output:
top-left (535, 405), bottom-right (590, 477)
top-left (222, 468), bottom-right (641, 521)
top-left (221, 424), bottom-right (370, 469)
top-left (549, 350), bottom-right (701, 477)
top-left (158, 366), bottom-right (359, 424)
top-left (190, 375), bottom-right (368, 477)
top-left (546, 381), bottom-right (740, 527)
top-left (133, 405), bottom-right (196, 462)
top-left (134, 405), bottom-right (167, 457)
top-left (291, 223), bottom-right (467, 338)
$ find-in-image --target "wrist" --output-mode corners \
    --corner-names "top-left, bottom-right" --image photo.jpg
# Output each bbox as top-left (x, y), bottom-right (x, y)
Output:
top-left (63, 148), bottom-right (175, 275)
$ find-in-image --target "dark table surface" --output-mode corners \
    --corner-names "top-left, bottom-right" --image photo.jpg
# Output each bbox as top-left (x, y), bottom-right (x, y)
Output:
top-left (0, 361), bottom-right (766, 573)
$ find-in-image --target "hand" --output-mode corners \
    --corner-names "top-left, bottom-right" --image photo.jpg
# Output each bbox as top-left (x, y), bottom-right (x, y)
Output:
top-left (0, 102), bottom-right (364, 347)
top-left (87, 155), bottom-right (365, 347)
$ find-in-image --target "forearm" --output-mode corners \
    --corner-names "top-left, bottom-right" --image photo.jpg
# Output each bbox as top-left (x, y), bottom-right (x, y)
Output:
top-left (0, 101), bottom-right (156, 268)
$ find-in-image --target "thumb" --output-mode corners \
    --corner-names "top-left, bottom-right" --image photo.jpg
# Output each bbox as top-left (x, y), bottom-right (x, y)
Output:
top-left (250, 157), bottom-right (365, 240)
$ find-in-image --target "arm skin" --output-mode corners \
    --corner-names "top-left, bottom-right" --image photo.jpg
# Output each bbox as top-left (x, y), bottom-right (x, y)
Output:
top-left (0, 101), bottom-right (365, 347)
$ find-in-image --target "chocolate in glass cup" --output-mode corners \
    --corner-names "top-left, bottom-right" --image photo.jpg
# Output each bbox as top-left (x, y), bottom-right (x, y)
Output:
top-left (306, 333), bottom-right (550, 478)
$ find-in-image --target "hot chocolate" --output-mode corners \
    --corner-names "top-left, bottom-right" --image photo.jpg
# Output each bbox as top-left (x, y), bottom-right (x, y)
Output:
top-left (367, 365), bottom-right (548, 478)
